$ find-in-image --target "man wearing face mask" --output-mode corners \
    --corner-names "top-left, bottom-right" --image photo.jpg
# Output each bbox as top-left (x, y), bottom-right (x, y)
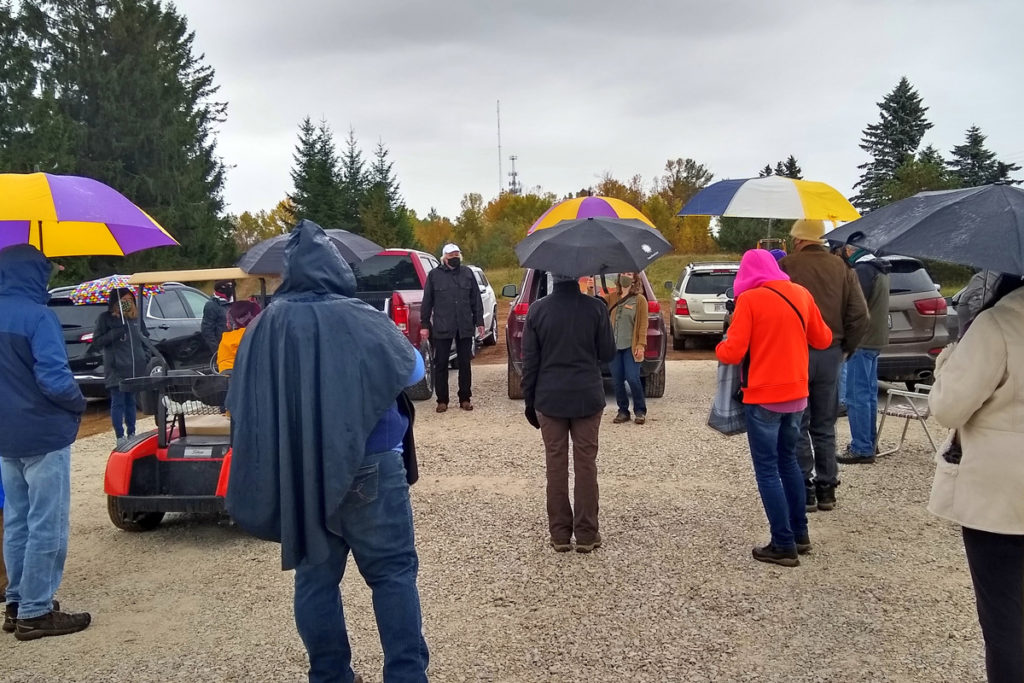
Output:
top-left (421, 244), bottom-right (485, 412)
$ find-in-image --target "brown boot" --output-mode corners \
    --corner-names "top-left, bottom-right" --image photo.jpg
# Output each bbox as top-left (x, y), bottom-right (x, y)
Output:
top-left (14, 608), bottom-right (90, 641)
top-left (459, 400), bottom-right (473, 411)
top-left (435, 403), bottom-right (448, 413)
top-left (3, 598), bottom-right (59, 633)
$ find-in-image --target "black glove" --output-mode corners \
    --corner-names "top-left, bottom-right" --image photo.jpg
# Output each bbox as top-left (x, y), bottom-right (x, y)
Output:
top-left (524, 406), bottom-right (540, 429)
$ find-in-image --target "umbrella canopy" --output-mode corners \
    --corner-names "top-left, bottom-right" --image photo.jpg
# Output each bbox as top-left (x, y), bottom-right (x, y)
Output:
top-left (528, 195), bottom-right (655, 234)
top-left (515, 217), bottom-right (671, 277)
top-left (0, 172), bottom-right (178, 256)
top-left (679, 175), bottom-right (860, 222)
top-left (824, 184), bottom-right (1024, 276)
top-left (70, 274), bottom-right (164, 305)
top-left (237, 222), bottom-right (383, 274)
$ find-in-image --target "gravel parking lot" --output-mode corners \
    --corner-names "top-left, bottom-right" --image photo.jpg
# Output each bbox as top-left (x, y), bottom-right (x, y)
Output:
top-left (9, 361), bottom-right (984, 682)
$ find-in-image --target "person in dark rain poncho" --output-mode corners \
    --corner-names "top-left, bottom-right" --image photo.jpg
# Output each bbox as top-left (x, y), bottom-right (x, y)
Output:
top-left (226, 220), bottom-right (429, 683)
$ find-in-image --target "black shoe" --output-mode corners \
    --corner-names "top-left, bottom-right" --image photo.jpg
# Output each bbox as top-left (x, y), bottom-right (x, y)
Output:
top-left (837, 447), bottom-right (876, 464)
top-left (796, 535), bottom-right (812, 555)
top-left (805, 481), bottom-right (817, 513)
top-left (752, 543), bottom-right (799, 567)
top-left (816, 482), bottom-right (837, 511)
top-left (3, 599), bottom-right (59, 634)
top-left (14, 608), bottom-right (90, 641)
top-left (612, 412), bottom-right (630, 424)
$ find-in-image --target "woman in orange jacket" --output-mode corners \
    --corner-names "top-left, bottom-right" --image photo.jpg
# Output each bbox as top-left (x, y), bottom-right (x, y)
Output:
top-left (716, 250), bottom-right (832, 567)
top-left (217, 300), bottom-right (261, 374)
top-left (606, 272), bottom-right (648, 424)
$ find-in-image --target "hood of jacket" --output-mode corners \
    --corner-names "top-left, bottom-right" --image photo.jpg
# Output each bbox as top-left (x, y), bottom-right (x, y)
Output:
top-left (734, 248), bottom-right (790, 296)
top-left (849, 249), bottom-right (892, 274)
top-left (275, 219), bottom-right (356, 298)
top-left (0, 244), bottom-right (52, 304)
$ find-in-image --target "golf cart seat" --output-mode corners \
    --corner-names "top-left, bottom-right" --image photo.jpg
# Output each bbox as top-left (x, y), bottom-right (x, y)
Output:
top-left (186, 414), bottom-right (232, 437)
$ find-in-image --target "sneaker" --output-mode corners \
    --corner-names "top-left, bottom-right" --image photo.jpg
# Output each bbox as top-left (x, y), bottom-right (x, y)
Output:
top-left (550, 539), bottom-right (573, 553)
top-left (634, 413), bottom-right (646, 425)
top-left (115, 436), bottom-right (127, 450)
top-left (805, 481), bottom-right (817, 513)
top-left (3, 599), bottom-right (59, 634)
top-left (837, 447), bottom-right (876, 464)
top-left (816, 482), bottom-right (837, 511)
top-left (612, 412), bottom-right (630, 424)
top-left (459, 401), bottom-right (473, 411)
top-left (14, 608), bottom-right (90, 641)
top-left (435, 403), bottom-right (448, 413)
top-left (752, 543), bottom-right (799, 567)
top-left (796, 535), bottom-right (812, 555)
top-left (575, 534), bottom-right (602, 553)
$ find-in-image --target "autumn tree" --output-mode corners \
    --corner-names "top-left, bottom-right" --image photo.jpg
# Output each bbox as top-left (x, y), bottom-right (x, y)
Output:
top-left (453, 193), bottom-right (485, 256)
top-left (414, 208), bottom-right (454, 255)
top-left (231, 199), bottom-right (296, 251)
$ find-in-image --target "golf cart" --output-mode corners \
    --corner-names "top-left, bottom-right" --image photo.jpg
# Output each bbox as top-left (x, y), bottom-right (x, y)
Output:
top-left (103, 268), bottom-right (266, 531)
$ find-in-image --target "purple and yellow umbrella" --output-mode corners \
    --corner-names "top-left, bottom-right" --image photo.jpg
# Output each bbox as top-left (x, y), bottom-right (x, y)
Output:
top-left (70, 274), bottom-right (164, 305)
top-left (527, 195), bottom-right (655, 235)
top-left (0, 172), bottom-right (178, 257)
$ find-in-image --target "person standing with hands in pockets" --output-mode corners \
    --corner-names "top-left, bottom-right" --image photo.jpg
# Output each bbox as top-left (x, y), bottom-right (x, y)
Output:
top-left (606, 272), bottom-right (649, 424)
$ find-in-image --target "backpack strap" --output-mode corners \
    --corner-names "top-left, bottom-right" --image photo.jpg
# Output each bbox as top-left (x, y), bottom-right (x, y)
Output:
top-left (762, 285), bottom-right (805, 331)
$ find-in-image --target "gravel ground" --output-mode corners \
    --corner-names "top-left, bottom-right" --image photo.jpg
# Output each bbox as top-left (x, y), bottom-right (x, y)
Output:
top-left (7, 361), bottom-right (984, 682)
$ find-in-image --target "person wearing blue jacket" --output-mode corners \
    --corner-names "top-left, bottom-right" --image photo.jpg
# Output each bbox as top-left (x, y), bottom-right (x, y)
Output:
top-left (0, 245), bottom-right (91, 641)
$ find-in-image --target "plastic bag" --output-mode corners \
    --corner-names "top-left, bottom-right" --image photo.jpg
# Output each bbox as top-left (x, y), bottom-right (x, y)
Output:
top-left (708, 361), bottom-right (747, 436)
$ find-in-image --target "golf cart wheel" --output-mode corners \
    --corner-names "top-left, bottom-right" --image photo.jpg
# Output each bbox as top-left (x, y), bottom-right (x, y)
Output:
top-left (107, 496), bottom-right (165, 532)
top-left (405, 341), bottom-right (434, 401)
top-left (483, 308), bottom-right (498, 346)
top-left (643, 363), bottom-right (666, 398)
top-left (507, 350), bottom-right (524, 400)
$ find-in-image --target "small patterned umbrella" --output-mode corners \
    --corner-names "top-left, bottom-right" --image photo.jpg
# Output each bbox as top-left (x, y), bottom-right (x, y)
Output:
top-left (527, 196), bottom-right (655, 235)
top-left (70, 274), bottom-right (163, 305)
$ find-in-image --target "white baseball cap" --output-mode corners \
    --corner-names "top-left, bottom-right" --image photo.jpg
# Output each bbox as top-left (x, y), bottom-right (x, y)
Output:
top-left (442, 243), bottom-right (461, 256)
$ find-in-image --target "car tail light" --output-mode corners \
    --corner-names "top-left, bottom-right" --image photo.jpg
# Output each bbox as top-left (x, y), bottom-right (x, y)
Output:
top-left (647, 300), bottom-right (661, 315)
top-left (929, 347), bottom-right (945, 356)
top-left (674, 299), bottom-right (689, 316)
top-left (914, 297), bottom-right (948, 316)
top-left (513, 302), bottom-right (529, 321)
top-left (390, 292), bottom-right (409, 332)
top-left (80, 332), bottom-right (94, 342)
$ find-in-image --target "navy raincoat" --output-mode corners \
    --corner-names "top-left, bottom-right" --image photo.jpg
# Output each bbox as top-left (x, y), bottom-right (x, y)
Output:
top-left (225, 220), bottom-right (418, 570)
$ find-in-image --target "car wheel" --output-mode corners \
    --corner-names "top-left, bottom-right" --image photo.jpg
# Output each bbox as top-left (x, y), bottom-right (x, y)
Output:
top-left (507, 349), bottom-right (524, 400)
top-left (107, 496), bottom-right (164, 532)
top-left (484, 308), bottom-right (498, 346)
top-left (643, 362), bottom-right (666, 398)
top-left (672, 334), bottom-right (686, 351)
top-left (405, 341), bottom-right (434, 401)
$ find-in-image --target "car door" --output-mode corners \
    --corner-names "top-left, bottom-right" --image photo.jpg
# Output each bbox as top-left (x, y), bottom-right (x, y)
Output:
top-left (146, 290), bottom-right (206, 368)
top-left (472, 268), bottom-right (496, 331)
top-left (178, 287), bottom-right (218, 367)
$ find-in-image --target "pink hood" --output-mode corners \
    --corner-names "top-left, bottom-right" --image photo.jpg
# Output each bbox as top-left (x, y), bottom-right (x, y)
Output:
top-left (733, 249), bottom-right (790, 296)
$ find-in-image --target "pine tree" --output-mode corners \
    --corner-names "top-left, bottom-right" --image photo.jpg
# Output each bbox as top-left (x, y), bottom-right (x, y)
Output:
top-left (359, 140), bottom-right (414, 248)
top-left (758, 165), bottom-right (773, 177)
top-left (289, 117), bottom-right (342, 228)
top-left (947, 125), bottom-right (1022, 187)
top-left (777, 155), bottom-right (803, 179)
top-left (851, 77), bottom-right (933, 212)
top-left (338, 127), bottom-right (367, 233)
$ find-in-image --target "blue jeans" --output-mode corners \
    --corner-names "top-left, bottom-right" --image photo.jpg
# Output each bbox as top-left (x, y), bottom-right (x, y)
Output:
top-left (293, 450), bottom-right (428, 683)
top-left (109, 388), bottom-right (137, 438)
top-left (846, 349), bottom-right (880, 455)
top-left (839, 363), bottom-right (848, 407)
top-left (744, 406), bottom-right (807, 551)
top-left (610, 349), bottom-right (646, 415)
top-left (1, 446), bottom-right (71, 619)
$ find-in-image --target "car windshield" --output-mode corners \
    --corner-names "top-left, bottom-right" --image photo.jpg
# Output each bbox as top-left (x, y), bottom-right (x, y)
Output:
top-left (48, 299), bottom-right (106, 329)
top-left (685, 271), bottom-right (736, 295)
top-left (887, 260), bottom-right (936, 294)
top-left (352, 254), bottom-right (421, 291)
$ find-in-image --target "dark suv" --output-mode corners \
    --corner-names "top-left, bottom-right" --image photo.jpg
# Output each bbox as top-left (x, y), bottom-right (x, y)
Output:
top-left (877, 256), bottom-right (950, 388)
top-left (502, 270), bottom-right (668, 400)
top-left (49, 283), bottom-right (215, 397)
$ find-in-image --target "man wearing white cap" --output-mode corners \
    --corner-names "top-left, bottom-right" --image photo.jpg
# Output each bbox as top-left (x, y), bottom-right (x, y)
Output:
top-left (421, 244), bottom-right (485, 412)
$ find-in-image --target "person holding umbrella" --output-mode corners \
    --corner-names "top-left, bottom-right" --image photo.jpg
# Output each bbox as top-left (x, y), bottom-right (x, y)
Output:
top-left (606, 272), bottom-right (649, 424)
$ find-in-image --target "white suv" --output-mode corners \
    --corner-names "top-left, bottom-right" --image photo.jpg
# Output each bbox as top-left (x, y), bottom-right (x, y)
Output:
top-left (664, 262), bottom-right (739, 350)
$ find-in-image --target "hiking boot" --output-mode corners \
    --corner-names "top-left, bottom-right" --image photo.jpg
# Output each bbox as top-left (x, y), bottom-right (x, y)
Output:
top-left (805, 481), bottom-right (817, 513)
top-left (752, 543), bottom-right (799, 567)
top-left (3, 599), bottom-right (59, 634)
top-left (634, 413), bottom-right (646, 425)
top-left (816, 482), bottom-right (837, 511)
top-left (612, 412), bottom-right (630, 424)
top-left (435, 403), bottom-right (448, 413)
top-left (14, 608), bottom-right (90, 641)
top-left (837, 447), bottom-right (876, 465)
top-left (550, 539), bottom-right (573, 553)
top-left (575, 534), bottom-right (602, 553)
top-left (796, 534), bottom-right (812, 555)
top-left (459, 401), bottom-right (473, 411)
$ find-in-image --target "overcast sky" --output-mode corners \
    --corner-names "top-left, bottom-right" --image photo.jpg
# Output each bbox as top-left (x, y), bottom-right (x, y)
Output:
top-left (172, 0), bottom-right (1024, 220)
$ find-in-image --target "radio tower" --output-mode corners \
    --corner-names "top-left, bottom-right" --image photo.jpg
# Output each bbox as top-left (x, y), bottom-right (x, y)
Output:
top-left (496, 100), bottom-right (503, 196)
top-left (508, 155), bottom-right (522, 195)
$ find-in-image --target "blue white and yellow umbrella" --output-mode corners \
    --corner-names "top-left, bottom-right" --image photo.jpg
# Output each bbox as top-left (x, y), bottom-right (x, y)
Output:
top-left (678, 175), bottom-right (860, 222)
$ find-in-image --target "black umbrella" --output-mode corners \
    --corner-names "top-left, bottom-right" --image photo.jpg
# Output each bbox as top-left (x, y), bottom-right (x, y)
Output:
top-left (515, 217), bottom-right (671, 277)
top-left (824, 184), bottom-right (1024, 275)
top-left (237, 220), bottom-right (383, 274)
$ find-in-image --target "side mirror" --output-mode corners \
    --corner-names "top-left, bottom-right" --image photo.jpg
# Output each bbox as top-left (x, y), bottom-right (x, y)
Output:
top-left (934, 283), bottom-right (942, 292)
top-left (501, 284), bottom-right (518, 298)
top-left (664, 280), bottom-right (673, 293)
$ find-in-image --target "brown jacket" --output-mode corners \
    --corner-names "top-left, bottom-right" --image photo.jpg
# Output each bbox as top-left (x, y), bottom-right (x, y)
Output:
top-left (779, 245), bottom-right (869, 355)
top-left (606, 289), bottom-right (647, 355)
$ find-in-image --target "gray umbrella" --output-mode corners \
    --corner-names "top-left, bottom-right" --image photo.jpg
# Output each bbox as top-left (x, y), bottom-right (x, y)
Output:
top-left (515, 217), bottom-right (671, 277)
top-left (824, 184), bottom-right (1024, 275)
top-left (237, 222), bottom-right (383, 274)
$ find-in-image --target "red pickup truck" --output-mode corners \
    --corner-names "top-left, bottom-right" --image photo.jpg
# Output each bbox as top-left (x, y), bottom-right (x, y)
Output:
top-left (352, 249), bottom-right (440, 400)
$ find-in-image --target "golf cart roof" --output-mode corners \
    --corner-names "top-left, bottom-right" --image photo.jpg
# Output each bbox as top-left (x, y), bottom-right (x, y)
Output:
top-left (127, 267), bottom-right (258, 285)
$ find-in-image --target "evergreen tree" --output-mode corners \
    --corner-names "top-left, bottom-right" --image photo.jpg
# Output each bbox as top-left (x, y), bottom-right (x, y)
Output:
top-left (947, 125), bottom-right (1022, 187)
top-left (851, 77), bottom-right (933, 212)
top-left (359, 140), bottom-right (414, 248)
top-left (338, 127), bottom-right (367, 233)
top-left (289, 117), bottom-right (342, 228)
top-left (758, 165), bottom-right (773, 177)
top-left (776, 155), bottom-right (803, 179)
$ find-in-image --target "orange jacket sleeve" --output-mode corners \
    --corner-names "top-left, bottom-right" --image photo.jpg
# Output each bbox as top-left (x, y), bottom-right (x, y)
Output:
top-left (716, 295), bottom-right (752, 365)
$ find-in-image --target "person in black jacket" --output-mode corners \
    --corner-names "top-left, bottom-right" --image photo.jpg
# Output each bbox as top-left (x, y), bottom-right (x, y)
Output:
top-left (201, 280), bottom-right (234, 356)
top-left (91, 289), bottom-right (157, 448)
top-left (420, 244), bottom-right (484, 413)
top-left (521, 272), bottom-right (616, 553)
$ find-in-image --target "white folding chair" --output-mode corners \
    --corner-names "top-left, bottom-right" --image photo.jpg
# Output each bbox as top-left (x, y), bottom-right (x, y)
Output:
top-left (874, 386), bottom-right (937, 457)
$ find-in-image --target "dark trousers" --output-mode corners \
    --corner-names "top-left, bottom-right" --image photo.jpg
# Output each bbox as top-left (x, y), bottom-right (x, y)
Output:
top-left (537, 411), bottom-right (602, 544)
top-left (109, 388), bottom-right (137, 439)
top-left (962, 526), bottom-right (1024, 683)
top-left (798, 345), bottom-right (843, 486)
top-left (433, 334), bottom-right (473, 405)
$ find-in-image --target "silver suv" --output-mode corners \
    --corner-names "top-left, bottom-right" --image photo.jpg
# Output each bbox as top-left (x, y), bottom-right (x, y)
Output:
top-left (664, 262), bottom-right (739, 350)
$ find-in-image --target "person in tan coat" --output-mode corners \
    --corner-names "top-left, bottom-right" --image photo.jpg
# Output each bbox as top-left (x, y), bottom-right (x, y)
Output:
top-left (606, 273), bottom-right (648, 424)
top-left (928, 276), bottom-right (1024, 683)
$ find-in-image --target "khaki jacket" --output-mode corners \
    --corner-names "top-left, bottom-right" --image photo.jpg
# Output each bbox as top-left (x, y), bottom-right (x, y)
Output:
top-left (606, 289), bottom-right (647, 355)
top-left (928, 287), bottom-right (1024, 534)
